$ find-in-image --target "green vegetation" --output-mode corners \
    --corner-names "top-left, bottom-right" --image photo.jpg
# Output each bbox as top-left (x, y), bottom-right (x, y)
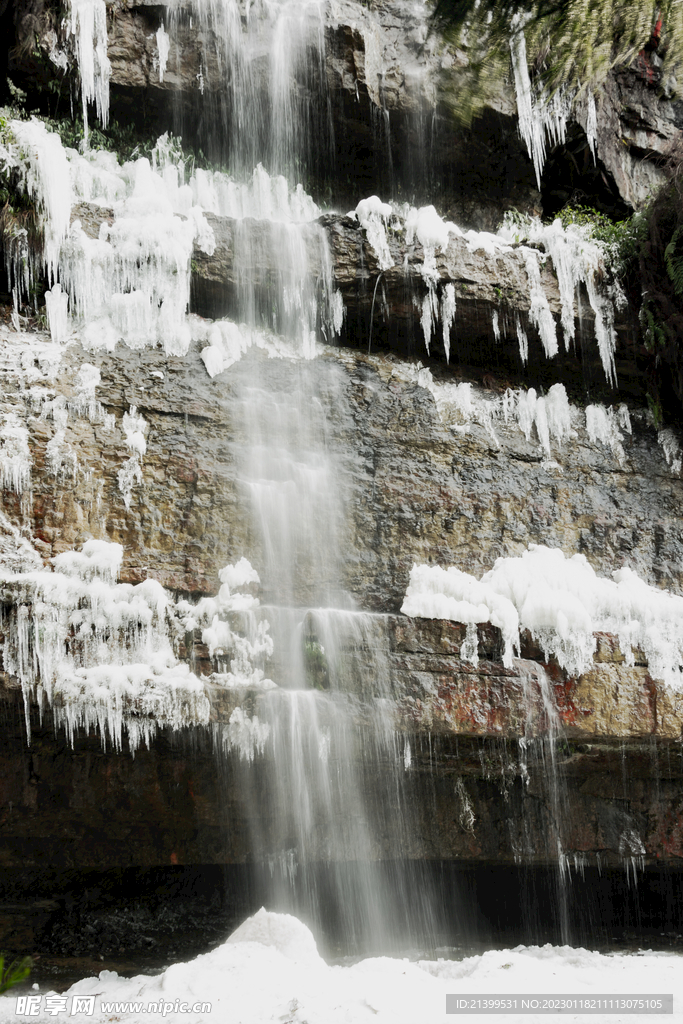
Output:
top-left (303, 638), bottom-right (329, 690)
top-left (432, 1), bottom-right (683, 124)
top-left (0, 954), bottom-right (32, 994)
top-left (555, 201), bottom-right (646, 276)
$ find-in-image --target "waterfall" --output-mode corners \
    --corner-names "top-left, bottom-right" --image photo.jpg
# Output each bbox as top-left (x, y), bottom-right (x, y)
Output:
top-left (3, 0), bottom-right (683, 978)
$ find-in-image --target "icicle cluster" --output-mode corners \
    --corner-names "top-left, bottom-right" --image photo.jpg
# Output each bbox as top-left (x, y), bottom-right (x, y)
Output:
top-left (177, 557), bottom-right (275, 689)
top-left (509, 24), bottom-right (572, 188)
top-left (2, 122), bottom-right (340, 361)
top-left (117, 406), bottom-right (147, 509)
top-left (65, 0), bottom-right (111, 136)
top-left (402, 544), bottom-right (683, 688)
top-left (0, 539), bottom-right (210, 751)
top-left (352, 190), bottom-right (621, 382)
top-left (0, 413), bottom-right (32, 494)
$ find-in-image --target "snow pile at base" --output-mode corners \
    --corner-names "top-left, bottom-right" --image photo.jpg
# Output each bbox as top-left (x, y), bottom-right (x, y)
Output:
top-left (8, 910), bottom-right (680, 1024)
top-left (402, 544), bottom-right (683, 686)
top-left (0, 538), bottom-right (209, 751)
top-left (227, 907), bottom-right (323, 966)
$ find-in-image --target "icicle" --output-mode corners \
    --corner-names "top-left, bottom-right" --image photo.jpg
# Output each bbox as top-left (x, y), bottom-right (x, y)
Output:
top-left (509, 22), bottom-right (571, 187)
top-left (353, 196), bottom-right (394, 271)
top-left (45, 284), bottom-right (70, 344)
top-left (0, 413), bottom-right (31, 494)
top-left (156, 23), bottom-right (170, 83)
top-left (515, 316), bottom-right (529, 363)
top-left (658, 428), bottom-right (682, 476)
top-left (586, 91), bottom-right (598, 161)
top-left (441, 283), bottom-right (456, 362)
top-left (522, 249), bottom-right (558, 359)
top-left (0, 539), bottom-right (211, 750)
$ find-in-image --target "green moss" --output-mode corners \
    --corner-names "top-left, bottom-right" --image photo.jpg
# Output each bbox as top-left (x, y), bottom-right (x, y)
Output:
top-left (303, 639), bottom-right (329, 690)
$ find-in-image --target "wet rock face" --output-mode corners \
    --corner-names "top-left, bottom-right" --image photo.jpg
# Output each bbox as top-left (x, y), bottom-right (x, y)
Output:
top-left (0, 325), bottom-right (681, 880)
top-left (0, 329), bottom-right (677, 605)
top-left (1, 670), bottom-right (682, 875)
top-left (3, 332), bottom-right (680, 605)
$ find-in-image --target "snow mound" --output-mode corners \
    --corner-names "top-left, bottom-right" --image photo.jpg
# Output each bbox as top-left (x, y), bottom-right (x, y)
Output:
top-left (227, 908), bottom-right (323, 966)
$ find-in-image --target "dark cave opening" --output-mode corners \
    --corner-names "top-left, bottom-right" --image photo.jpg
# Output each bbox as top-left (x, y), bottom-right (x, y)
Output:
top-left (541, 125), bottom-right (632, 221)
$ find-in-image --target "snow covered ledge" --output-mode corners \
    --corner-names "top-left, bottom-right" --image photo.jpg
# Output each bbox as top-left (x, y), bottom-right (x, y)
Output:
top-left (0, 538), bottom-right (275, 753)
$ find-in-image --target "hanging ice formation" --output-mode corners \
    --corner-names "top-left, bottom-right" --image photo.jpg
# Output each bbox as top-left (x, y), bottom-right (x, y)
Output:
top-left (509, 22), bottom-right (572, 189)
top-left (349, 192), bottom-right (621, 381)
top-left (0, 541), bottom-right (287, 751)
top-left (65, 0), bottom-right (110, 142)
top-left (0, 539), bottom-right (208, 750)
top-left (402, 544), bottom-right (683, 688)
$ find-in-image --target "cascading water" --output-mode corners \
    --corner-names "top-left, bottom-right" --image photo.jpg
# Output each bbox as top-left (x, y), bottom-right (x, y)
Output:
top-left (166, 0), bottom-right (331, 179)
top-left (213, 359), bottom-right (442, 952)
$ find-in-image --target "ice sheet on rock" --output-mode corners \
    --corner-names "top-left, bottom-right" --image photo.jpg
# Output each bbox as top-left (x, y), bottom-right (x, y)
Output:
top-left (403, 544), bottom-right (683, 686)
top-left (117, 406), bottom-right (147, 508)
top-left (440, 283), bottom-right (456, 362)
top-left (0, 513), bottom-right (42, 575)
top-left (219, 706), bottom-right (271, 761)
top-left (189, 163), bottom-right (320, 223)
top-left (69, 362), bottom-right (111, 425)
top-left (197, 319), bottom-right (302, 377)
top-left (121, 405), bottom-right (148, 456)
top-left (0, 539), bottom-right (209, 750)
top-left (586, 403), bottom-right (631, 465)
top-left (45, 428), bottom-right (78, 480)
top-left (409, 368), bottom-right (574, 456)
top-left (7, 119), bottom-right (72, 285)
top-left (402, 562), bottom-right (520, 666)
top-left (45, 284), bottom-right (70, 344)
top-left (406, 204), bottom-right (457, 252)
top-left (156, 23), bottom-right (170, 82)
top-left (521, 249), bottom-right (558, 359)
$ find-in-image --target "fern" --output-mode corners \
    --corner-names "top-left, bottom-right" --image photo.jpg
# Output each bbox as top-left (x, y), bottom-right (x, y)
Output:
top-left (664, 225), bottom-right (683, 294)
top-left (432, 0), bottom-right (683, 124)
